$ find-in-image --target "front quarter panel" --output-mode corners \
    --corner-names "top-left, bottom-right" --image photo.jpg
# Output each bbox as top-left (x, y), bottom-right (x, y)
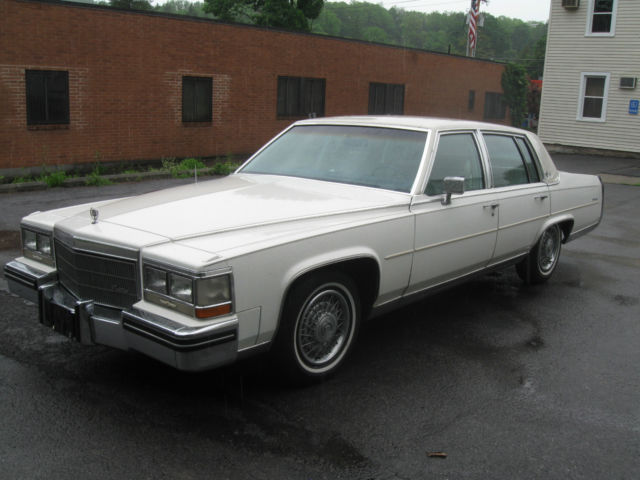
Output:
top-left (225, 209), bottom-right (415, 346)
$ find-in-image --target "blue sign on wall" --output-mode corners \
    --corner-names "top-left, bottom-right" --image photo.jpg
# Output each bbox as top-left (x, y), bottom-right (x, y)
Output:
top-left (630, 100), bottom-right (640, 115)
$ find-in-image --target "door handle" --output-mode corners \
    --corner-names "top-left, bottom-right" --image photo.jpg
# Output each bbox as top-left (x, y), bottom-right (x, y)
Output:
top-left (483, 203), bottom-right (499, 216)
top-left (534, 195), bottom-right (548, 200)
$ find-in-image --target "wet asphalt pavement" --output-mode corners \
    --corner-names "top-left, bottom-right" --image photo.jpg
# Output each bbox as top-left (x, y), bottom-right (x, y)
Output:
top-left (0, 159), bottom-right (639, 479)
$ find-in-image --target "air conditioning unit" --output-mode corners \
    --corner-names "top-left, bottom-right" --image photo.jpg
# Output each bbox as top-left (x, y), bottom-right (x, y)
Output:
top-left (562, 0), bottom-right (580, 9)
top-left (620, 77), bottom-right (637, 89)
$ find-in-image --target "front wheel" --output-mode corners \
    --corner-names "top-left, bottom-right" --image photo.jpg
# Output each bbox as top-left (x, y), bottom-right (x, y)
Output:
top-left (273, 271), bottom-right (360, 384)
top-left (516, 224), bottom-right (563, 284)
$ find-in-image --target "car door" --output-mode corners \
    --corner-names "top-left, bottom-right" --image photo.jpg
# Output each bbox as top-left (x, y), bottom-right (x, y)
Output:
top-left (406, 131), bottom-right (499, 295)
top-left (481, 132), bottom-right (551, 266)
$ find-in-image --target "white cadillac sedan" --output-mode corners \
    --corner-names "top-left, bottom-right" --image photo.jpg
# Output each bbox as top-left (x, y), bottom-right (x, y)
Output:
top-left (4, 117), bottom-right (603, 382)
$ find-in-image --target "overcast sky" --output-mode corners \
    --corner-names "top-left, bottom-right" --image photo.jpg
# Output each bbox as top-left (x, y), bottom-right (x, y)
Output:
top-left (373, 0), bottom-right (552, 22)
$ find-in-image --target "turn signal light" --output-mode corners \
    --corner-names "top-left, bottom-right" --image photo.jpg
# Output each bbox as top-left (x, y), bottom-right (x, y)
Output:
top-left (195, 303), bottom-right (232, 319)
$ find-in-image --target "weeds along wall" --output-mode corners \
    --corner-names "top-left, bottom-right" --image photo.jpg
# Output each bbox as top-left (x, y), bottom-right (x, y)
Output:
top-left (0, 0), bottom-right (507, 170)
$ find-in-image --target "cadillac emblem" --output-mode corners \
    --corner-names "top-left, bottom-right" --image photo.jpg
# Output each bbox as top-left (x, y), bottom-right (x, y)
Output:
top-left (90, 208), bottom-right (99, 224)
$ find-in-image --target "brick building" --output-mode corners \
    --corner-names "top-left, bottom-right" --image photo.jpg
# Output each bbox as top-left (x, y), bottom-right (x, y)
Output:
top-left (0, 0), bottom-right (508, 172)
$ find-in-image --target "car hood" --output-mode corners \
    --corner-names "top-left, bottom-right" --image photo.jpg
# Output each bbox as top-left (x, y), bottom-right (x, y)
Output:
top-left (54, 174), bottom-right (409, 243)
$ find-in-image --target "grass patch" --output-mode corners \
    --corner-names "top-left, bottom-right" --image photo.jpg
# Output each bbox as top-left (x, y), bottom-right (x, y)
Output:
top-left (162, 157), bottom-right (206, 178)
top-left (85, 166), bottom-right (112, 186)
top-left (211, 160), bottom-right (239, 176)
top-left (38, 170), bottom-right (67, 188)
top-left (4, 155), bottom-right (244, 188)
top-left (11, 175), bottom-right (35, 184)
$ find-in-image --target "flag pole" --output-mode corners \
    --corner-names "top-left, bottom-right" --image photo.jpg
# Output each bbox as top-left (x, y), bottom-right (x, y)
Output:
top-left (466, 0), bottom-right (484, 57)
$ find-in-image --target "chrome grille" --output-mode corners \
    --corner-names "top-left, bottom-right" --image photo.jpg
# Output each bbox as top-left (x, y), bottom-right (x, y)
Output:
top-left (54, 240), bottom-right (139, 309)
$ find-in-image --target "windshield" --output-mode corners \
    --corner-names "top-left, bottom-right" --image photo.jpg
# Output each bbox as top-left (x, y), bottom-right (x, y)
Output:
top-left (240, 125), bottom-right (428, 193)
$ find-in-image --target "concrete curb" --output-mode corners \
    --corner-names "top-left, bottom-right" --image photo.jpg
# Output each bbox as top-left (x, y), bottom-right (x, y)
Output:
top-left (598, 174), bottom-right (640, 186)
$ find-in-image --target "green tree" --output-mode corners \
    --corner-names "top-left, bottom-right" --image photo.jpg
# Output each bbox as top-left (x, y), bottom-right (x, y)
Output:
top-left (313, 7), bottom-right (341, 35)
top-left (203, 0), bottom-right (324, 31)
top-left (501, 63), bottom-right (528, 127)
top-left (363, 26), bottom-right (390, 44)
top-left (521, 33), bottom-right (547, 80)
top-left (109, 0), bottom-right (152, 10)
top-left (154, 0), bottom-right (214, 18)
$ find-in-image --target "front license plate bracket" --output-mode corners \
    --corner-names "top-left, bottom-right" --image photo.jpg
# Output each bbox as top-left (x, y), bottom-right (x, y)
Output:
top-left (41, 299), bottom-right (79, 340)
top-left (39, 285), bottom-right (93, 343)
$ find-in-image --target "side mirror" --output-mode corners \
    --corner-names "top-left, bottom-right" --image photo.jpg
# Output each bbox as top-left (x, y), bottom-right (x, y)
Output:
top-left (442, 176), bottom-right (465, 205)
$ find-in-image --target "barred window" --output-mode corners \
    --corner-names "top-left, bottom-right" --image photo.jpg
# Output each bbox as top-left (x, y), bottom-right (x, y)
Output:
top-left (368, 83), bottom-right (404, 115)
top-left (277, 76), bottom-right (325, 118)
top-left (182, 76), bottom-right (212, 123)
top-left (26, 70), bottom-right (70, 125)
top-left (483, 92), bottom-right (506, 120)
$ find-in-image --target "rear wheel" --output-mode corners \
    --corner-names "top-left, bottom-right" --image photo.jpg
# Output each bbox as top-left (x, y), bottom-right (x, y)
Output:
top-left (517, 224), bottom-right (563, 284)
top-left (274, 271), bottom-right (360, 384)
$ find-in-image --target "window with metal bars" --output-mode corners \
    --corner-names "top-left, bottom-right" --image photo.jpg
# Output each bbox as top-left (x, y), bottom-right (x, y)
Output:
top-left (182, 76), bottom-right (212, 123)
top-left (277, 76), bottom-right (325, 118)
top-left (368, 83), bottom-right (404, 115)
top-left (483, 92), bottom-right (506, 120)
top-left (25, 70), bottom-right (70, 125)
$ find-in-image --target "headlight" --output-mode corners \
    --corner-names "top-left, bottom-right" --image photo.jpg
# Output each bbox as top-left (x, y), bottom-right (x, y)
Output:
top-left (22, 227), bottom-right (54, 266)
top-left (195, 275), bottom-right (232, 319)
top-left (143, 264), bottom-right (232, 319)
top-left (23, 229), bottom-right (37, 251)
top-left (196, 276), bottom-right (230, 306)
top-left (169, 274), bottom-right (193, 303)
top-left (144, 266), bottom-right (167, 293)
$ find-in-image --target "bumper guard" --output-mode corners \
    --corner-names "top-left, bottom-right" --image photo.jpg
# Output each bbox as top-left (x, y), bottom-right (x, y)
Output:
top-left (3, 260), bottom-right (238, 371)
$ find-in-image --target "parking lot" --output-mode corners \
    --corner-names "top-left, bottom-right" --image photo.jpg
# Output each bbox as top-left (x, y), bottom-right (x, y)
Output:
top-left (1, 157), bottom-right (639, 479)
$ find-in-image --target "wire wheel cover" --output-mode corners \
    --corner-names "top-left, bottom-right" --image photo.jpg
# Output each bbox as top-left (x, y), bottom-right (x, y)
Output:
top-left (296, 288), bottom-right (352, 367)
top-left (538, 227), bottom-right (560, 273)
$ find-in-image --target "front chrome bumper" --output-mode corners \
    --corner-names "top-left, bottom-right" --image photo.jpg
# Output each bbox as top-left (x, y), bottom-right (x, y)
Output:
top-left (3, 259), bottom-right (238, 371)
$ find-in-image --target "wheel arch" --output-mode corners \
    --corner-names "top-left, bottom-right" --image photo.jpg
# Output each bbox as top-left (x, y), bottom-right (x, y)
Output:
top-left (537, 215), bottom-right (574, 245)
top-left (277, 255), bottom-right (381, 333)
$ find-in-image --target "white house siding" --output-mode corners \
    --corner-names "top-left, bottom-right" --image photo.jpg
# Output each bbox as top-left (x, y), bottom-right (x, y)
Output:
top-left (539, 0), bottom-right (640, 154)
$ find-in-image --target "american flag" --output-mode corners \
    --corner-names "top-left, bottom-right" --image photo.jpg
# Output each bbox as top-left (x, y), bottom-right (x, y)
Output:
top-left (467, 0), bottom-right (486, 57)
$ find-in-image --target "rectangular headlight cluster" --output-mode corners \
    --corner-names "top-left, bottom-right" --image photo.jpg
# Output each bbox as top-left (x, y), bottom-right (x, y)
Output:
top-left (22, 227), bottom-right (54, 266)
top-left (143, 264), bottom-right (232, 319)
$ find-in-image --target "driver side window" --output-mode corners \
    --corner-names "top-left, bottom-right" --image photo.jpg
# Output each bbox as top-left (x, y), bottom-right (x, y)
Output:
top-left (426, 133), bottom-right (485, 196)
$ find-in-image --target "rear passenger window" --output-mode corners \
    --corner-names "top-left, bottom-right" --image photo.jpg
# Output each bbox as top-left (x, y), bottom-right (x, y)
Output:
top-left (426, 133), bottom-right (484, 196)
top-left (484, 134), bottom-right (529, 187)
top-left (514, 137), bottom-right (541, 183)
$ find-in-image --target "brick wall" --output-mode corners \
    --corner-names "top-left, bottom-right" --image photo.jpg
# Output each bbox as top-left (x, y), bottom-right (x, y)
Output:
top-left (0, 0), bottom-right (507, 170)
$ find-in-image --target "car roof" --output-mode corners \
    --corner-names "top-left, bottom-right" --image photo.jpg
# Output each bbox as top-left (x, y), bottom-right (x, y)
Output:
top-left (294, 115), bottom-right (525, 134)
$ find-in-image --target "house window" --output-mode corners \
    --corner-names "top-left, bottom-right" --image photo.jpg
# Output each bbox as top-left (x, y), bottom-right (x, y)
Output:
top-left (587, 0), bottom-right (616, 35)
top-left (578, 73), bottom-right (610, 121)
top-left (182, 76), bottom-right (212, 123)
top-left (25, 70), bottom-right (70, 125)
top-left (468, 90), bottom-right (476, 111)
top-left (483, 92), bottom-right (506, 120)
top-left (368, 83), bottom-right (404, 115)
top-left (277, 76), bottom-right (325, 118)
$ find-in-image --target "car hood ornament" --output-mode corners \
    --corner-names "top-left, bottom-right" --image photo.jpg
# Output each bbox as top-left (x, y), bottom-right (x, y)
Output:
top-left (90, 208), bottom-right (99, 224)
